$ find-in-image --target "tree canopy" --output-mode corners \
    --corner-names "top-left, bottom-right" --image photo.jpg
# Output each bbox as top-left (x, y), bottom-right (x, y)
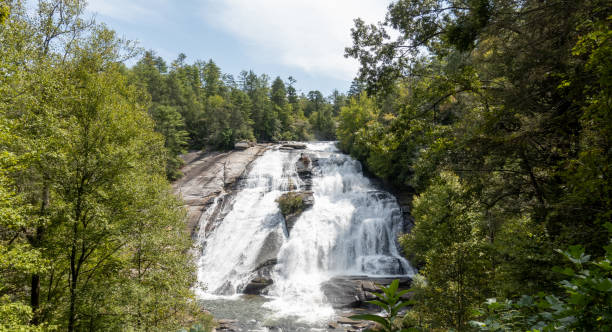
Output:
top-left (129, 53), bottom-right (344, 178)
top-left (340, 0), bottom-right (611, 330)
top-left (0, 1), bottom-right (206, 330)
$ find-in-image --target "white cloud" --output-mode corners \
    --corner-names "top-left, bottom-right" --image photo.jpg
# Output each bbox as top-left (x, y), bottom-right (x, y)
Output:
top-left (201, 0), bottom-right (390, 81)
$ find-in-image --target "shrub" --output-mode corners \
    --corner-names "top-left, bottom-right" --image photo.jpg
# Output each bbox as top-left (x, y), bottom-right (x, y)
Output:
top-left (276, 192), bottom-right (305, 216)
top-left (470, 223), bottom-right (612, 331)
top-left (349, 279), bottom-right (417, 332)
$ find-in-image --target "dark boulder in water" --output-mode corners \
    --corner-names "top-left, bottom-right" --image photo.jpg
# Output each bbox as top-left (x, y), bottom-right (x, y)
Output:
top-left (321, 276), bottom-right (412, 309)
top-left (242, 277), bottom-right (273, 295)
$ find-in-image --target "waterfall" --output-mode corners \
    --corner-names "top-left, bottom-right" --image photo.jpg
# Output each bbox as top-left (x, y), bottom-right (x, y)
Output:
top-left (195, 142), bottom-right (414, 322)
top-left (195, 148), bottom-right (297, 296)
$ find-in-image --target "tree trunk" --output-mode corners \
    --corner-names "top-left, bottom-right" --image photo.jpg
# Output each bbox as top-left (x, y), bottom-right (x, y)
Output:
top-left (30, 273), bottom-right (40, 324)
top-left (30, 183), bottom-right (49, 325)
top-left (68, 243), bottom-right (78, 332)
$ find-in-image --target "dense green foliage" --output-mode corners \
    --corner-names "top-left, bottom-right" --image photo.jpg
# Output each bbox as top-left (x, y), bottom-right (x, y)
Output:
top-left (340, 0), bottom-right (611, 330)
top-left (471, 230), bottom-right (612, 331)
top-left (0, 1), bottom-right (211, 330)
top-left (128, 52), bottom-right (345, 179)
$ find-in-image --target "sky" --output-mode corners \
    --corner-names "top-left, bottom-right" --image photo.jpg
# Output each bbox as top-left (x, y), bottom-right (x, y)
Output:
top-left (85, 0), bottom-right (391, 96)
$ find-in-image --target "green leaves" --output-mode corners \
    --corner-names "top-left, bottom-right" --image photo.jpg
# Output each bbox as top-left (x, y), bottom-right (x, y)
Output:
top-left (350, 314), bottom-right (392, 329)
top-left (132, 51), bottom-right (330, 154)
top-left (340, 1), bottom-right (611, 331)
top-left (472, 230), bottom-right (612, 331)
top-left (556, 245), bottom-right (591, 266)
top-left (349, 279), bottom-right (414, 332)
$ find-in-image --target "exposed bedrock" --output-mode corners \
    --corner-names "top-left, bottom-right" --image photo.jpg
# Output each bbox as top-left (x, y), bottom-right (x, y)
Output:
top-left (173, 144), bottom-right (269, 238)
top-left (233, 140), bottom-right (255, 150)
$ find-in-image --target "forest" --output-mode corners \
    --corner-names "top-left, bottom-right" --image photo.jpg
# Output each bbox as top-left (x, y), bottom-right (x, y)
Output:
top-left (338, 0), bottom-right (611, 330)
top-left (1, 0), bottom-right (611, 331)
top-left (130, 52), bottom-right (345, 179)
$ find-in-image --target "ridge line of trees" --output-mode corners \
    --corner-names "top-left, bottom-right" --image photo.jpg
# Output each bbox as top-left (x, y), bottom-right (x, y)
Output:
top-left (129, 52), bottom-right (346, 179)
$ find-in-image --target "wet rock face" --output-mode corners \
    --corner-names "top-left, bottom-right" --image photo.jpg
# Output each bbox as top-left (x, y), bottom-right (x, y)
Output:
top-left (239, 230), bottom-right (283, 295)
top-left (393, 191), bottom-right (415, 233)
top-left (366, 190), bottom-right (393, 201)
top-left (321, 276), bottom-right (412, 309)
top-left (296, 153), bottom-right (313, 190)
top-left (360, 256), bottom-right (406, 275)
top-left (253, 231), bottom-right (283, 271)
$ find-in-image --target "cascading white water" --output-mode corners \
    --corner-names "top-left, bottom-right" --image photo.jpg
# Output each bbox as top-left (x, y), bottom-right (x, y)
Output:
top-left (196, 142), bottom-right (414, 323)
top-left (196, 149), bottom-right (299, 296)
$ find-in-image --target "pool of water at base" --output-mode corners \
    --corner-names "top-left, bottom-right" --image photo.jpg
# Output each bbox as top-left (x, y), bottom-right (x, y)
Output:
top-left (199, 296), bottom-right (344, 332)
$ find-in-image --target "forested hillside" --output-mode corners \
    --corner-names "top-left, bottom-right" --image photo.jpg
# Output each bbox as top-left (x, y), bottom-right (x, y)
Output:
top-left (339, 0), bottom-right (611, 330)
top-left (128, 52), bottom-right (344, 179)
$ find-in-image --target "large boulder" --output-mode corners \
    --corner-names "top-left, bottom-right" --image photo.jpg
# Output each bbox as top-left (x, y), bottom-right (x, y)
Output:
top-left (320, 277), bottom-right (364, 308)
top-left (281, 142), bottom-right (307, 149)
top-left (234, 141), bottom-right (250, 150)
top-left (321, 276), bottom-right (412, 309)
top-left (242, 277), bottom-right (273, 295)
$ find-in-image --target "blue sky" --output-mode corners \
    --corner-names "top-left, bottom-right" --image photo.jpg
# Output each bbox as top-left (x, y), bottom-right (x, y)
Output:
top-left (86, 0), bottom-right (391, 96)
